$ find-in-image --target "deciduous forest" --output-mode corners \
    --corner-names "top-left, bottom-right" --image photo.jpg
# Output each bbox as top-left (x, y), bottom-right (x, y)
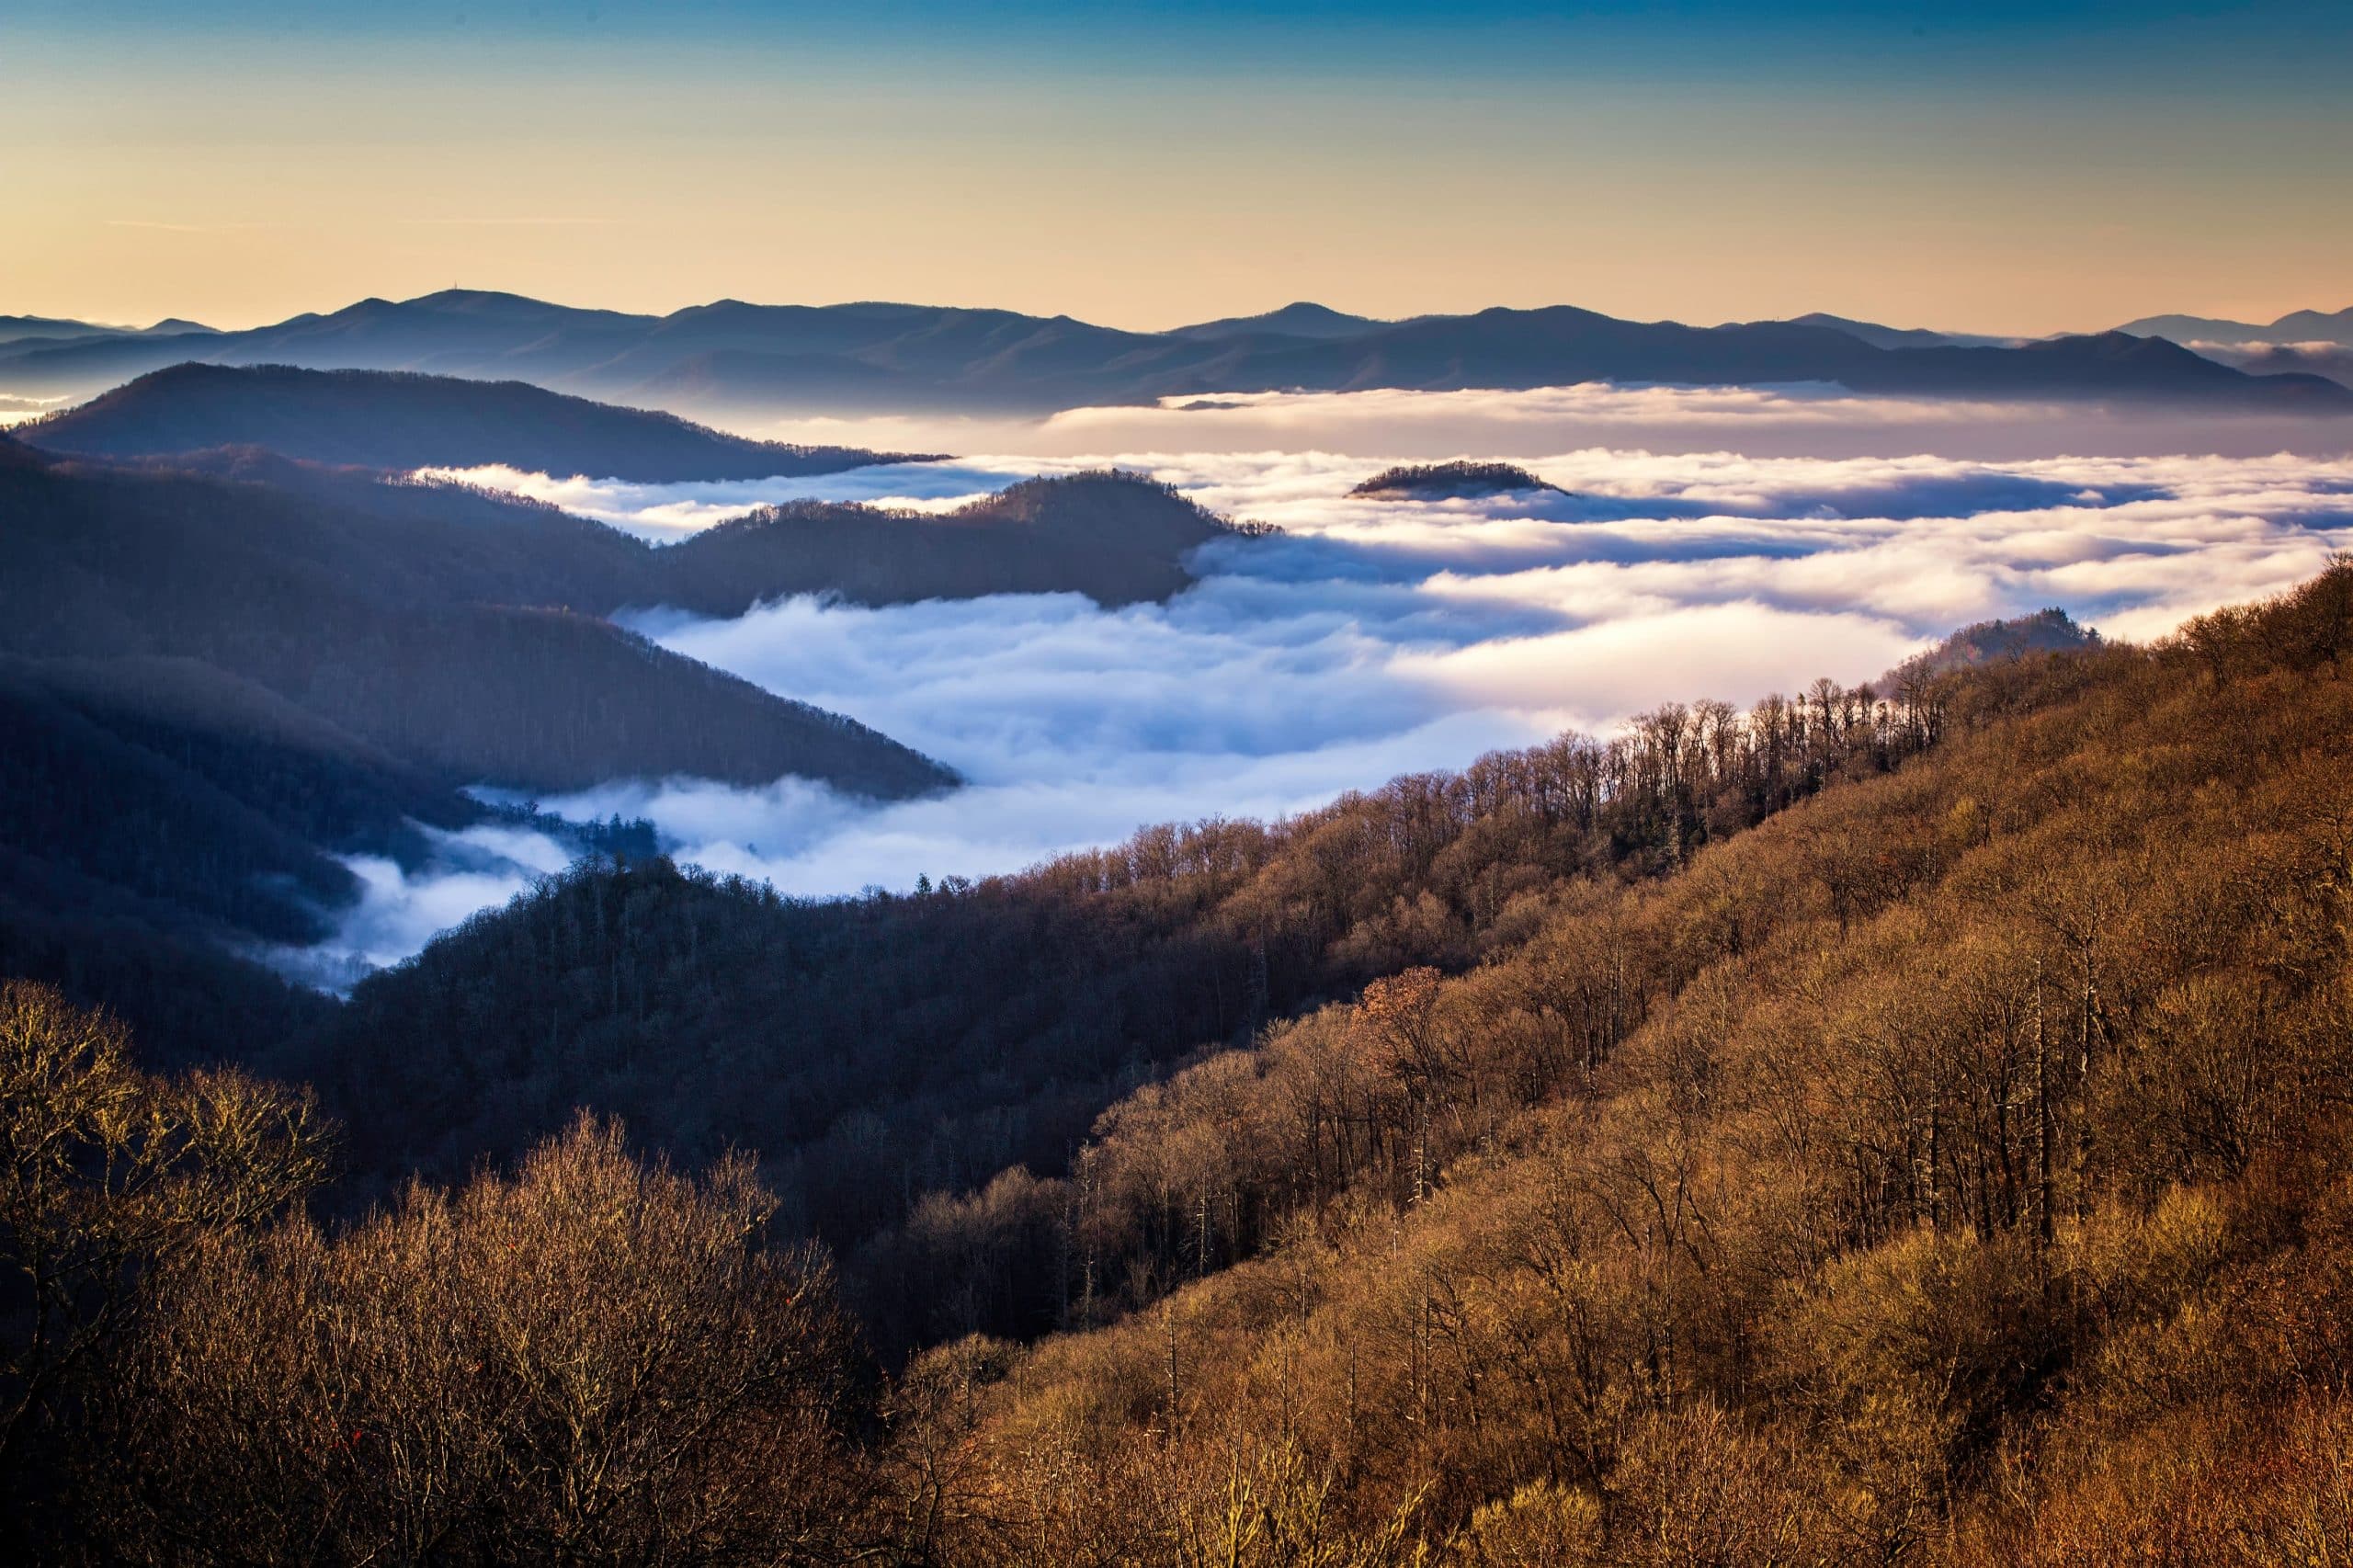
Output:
top-left (6, 559), bottom-right (2350, 1562)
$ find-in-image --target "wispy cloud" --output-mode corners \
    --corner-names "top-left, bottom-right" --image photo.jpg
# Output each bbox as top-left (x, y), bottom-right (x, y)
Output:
top-left (415, 461), bottom-right (1017, 541)
top-left (400, 216), bottom-right (623, 227)
top-left (104, 219), bottom-right (282, 233)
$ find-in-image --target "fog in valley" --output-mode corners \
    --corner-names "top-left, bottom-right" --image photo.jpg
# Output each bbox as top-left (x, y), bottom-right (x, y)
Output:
top-left (301, 383), bottom-right (2353, 973)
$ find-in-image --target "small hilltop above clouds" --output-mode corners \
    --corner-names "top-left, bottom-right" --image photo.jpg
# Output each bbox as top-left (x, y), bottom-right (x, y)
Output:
top-left (1347, 460), bottom-right (1570, 501)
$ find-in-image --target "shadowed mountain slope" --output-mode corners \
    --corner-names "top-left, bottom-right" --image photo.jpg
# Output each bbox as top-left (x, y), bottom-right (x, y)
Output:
top-left (25, 362), bottom-right (924, 481)
top-left (115, 444), bottom-right (1243, 615)
top-left (0, 443), bottom-right (956, 798)
top-left (0, 434), bottom-right (1244, 1018)
top-left (0, 429), bottom-right (964, 1048)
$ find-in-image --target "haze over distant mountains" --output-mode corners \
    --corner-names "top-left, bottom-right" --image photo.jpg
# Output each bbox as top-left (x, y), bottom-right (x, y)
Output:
top-left (2102, 306), bottom-right (2353, 391)
top-left (3, 289), bottom-right (2347, 419)
top-left (0, 313), bottom-right (218, 347)
top-left (1779, 312), bottom-right (2018, 351)
top-left (2111, 305), bottom-right (2353, 349)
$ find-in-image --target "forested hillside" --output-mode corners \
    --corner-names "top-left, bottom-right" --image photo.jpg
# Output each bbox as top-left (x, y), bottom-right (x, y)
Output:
top-left (0, 430), bottom-right (1247, 1063)
top-left (290, 654), bottom-right (1940, 1277)
top-left (897, 559), bottom-right (2353, 1563)
top-left (139, 447), bottom-right (1242, 614)
top-left (660, 472), bottom-right (1254, 611)
top-left (0, 441), bottom-right (956, 796)
top-left (4, 562), bottom-right (2349, 1563)
top-left (0, 434), bottom-right (948, 1058)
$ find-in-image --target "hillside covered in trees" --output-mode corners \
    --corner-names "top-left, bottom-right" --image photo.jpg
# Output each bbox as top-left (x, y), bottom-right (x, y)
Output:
top-left (0, 433), bottom-right (957, 1040)
top-left (0, 429), bottom-right (1254, 1053)
top-left (0, 435), bottom-right (961, 796)
top-left (1348, 461), bottom-right (1568, 501)
top-left (6, 559), bottom-right (2349, 1562)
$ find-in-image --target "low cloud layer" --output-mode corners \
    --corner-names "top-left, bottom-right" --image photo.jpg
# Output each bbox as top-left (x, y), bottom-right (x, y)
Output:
top-left (302, 385), bottom-right (2353, 975)
top-left (733, 381), bottom-right (2353, 463)
top-left (266, 821), bottom-right (577, 991)
top-left (415, 461), bottom-right (1025, 541)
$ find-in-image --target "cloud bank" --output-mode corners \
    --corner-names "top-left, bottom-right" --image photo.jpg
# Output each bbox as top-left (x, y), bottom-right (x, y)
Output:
top-left (415, 460), bottom-right (1029, 541)
top-left (299, 386), bottom-right (2353, 975)
top-left (731, 381), bottom-right (2353, 464)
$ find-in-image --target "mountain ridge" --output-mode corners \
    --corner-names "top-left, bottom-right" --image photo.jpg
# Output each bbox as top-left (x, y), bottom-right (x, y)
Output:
top-left (25, 362), bottom-right (930, 482)
top-left (6, 290), bottom-right (2346, 415)
top-left (2113, 303), bottom-right (2353, 348)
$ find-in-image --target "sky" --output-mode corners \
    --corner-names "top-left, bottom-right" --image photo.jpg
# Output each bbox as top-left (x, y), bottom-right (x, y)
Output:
top-left (273, 382), bottom-right (2353, 979)
top-left (5, 1), bottom-right (2348, 335)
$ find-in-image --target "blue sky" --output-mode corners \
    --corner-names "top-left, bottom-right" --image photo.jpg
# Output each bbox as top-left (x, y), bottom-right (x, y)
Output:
top-left (6, 1), bottom-right (2347, 331)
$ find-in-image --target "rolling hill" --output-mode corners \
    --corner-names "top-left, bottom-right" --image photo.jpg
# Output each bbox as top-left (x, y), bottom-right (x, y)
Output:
top-left (0, 434), bottom-right (959, 1024)
top-left (10, 515), bottom-right (2353, 1560)
top-left (23, 362), bottom-right (926, 481)
top-left (656, 471), bottom-right (1247, 612)
top-left (0, 432), bottom-right (1245, 1039)
top-left (108, 441), bottom-right (1243, 615)
top-left (0, 438), bottom-right (960, 797)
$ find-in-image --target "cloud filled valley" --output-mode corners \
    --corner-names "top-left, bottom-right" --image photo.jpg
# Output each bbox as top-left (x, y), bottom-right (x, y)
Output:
top-left (301, 388), bottom-right (2353, 975)
top-left (21, 0), bottom-right (2353, 1545)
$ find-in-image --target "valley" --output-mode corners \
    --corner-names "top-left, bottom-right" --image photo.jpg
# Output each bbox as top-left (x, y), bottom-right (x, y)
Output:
top-left (4, 65), bottom-right (2350, 1549)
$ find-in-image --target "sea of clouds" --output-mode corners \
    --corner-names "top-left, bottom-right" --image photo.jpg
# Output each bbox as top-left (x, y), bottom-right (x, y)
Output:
top-left (296, 383), bottom-right (2353, 976)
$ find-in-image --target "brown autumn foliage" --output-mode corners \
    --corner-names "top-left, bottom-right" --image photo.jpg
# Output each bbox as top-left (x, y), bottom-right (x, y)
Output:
top-left (879, 558), bottom-right (2353, 1564)
top-left (0, 979), bottom-right (330, 1542)
top-left (6, 558), bottom-right (2352, 1562)
top-left (85, 1115), bottom-right (881, 1565)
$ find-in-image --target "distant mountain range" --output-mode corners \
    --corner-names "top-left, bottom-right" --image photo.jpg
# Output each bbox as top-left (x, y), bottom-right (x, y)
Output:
top-left (2102, 306), bottom-right (2353, 388)
top-left (0, 313), bottom-right (217, 348)
top-left (2112, 305), bottom-right (2353, 349)
top-left (4, 289), bottom-right (2345, 417)
top-left (25, 363), bottom-right (926, 482)
top-left (1779, 312), bottom-right (2018, 352)
top-left (2226, 343), bottom-right (2353, 388)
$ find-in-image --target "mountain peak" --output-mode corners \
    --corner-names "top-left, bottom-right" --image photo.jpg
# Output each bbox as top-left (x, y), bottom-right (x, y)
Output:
top-left (1167, 301), bottom-right (1383, 342)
